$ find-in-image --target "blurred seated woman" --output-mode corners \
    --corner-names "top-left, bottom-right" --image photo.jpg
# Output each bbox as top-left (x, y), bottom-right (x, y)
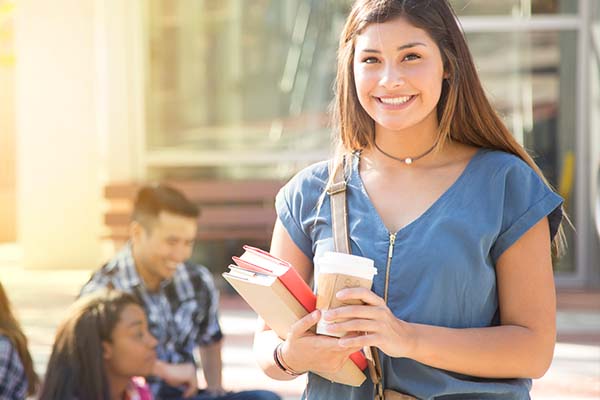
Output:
top-left (39, 290), bottom-right (158, 400)
top-left (0, 281), bottom-right (39, 399)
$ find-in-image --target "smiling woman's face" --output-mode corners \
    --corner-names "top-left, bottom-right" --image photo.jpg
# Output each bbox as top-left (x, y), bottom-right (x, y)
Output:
top-left (353, 16), bottom-right (446, 135)
top-left (102, 304), bottom-right (158, 379)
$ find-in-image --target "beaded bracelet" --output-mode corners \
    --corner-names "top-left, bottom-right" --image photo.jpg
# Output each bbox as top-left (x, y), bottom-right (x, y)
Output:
top-left (273, 343), bottom-right (304, 376)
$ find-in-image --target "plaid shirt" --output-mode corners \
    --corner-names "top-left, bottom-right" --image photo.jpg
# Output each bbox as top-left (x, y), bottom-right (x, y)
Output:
top-left (0, 335), bottom-right (28, 400)
top-left (80, 244), bottom-right (223, 392)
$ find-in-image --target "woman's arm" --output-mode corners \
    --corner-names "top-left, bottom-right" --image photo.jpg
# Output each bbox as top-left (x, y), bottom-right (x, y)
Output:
top-left (253, 220), bottom-right (363, 380)
top-left (327, 217), bottom-right (556, 379)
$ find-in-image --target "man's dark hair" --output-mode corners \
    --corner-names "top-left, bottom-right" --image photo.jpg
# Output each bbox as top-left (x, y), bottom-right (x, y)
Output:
top-left (132, 184), bottom-right (199, 230)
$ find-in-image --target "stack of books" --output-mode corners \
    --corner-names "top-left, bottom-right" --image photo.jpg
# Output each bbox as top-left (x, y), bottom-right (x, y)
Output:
top-left (223, 245), bottom-right (367, 387)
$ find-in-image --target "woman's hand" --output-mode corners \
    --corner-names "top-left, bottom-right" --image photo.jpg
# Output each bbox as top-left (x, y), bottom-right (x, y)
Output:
top-left (323, 287), bottom-right (416, 358)
top-left (280, 309), bottom-right (363, 374)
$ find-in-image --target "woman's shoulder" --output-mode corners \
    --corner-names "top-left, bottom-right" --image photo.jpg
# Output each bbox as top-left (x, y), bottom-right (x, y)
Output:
top-left (279, 160), bottom-right (330, 199)
top-left (476, 148), bottom-right (532, 174)
top-left (0, 333), bottom-right (11, 347)
top-left (455, 147), bottom-right (556, 204)
top-left (286, 160), bottom-right (330, 187)
top-left (458, 147), bottom-right (540, 189)
top-left (0, 334), bottom-right (27, 390)
top-left (0, 334), bottom-right (17, 360)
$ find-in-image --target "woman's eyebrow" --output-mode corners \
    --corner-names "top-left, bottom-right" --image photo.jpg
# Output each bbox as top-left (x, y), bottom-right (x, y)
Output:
top-left (360, 42), bottom-right (427, 53)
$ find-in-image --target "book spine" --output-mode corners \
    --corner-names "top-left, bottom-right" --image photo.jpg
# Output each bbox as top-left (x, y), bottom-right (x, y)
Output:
top-left (349, 352), bottom-right (368, 370)
top-left (278, 268), bottom-right (316, 312)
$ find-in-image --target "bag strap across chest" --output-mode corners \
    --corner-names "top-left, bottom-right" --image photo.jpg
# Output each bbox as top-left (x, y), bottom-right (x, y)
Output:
top-left (326, 157), bottom-right (385, 400)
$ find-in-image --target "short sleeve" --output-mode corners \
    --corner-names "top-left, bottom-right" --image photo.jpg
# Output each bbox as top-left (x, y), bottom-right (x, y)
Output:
top-left (490, 159), bottom-right (563, 263)
top-left (275, 162), bottom-right (329, 260)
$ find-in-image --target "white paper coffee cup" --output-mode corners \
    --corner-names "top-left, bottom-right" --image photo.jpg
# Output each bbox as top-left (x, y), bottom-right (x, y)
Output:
top-left (315, 252), bottom-right (377, 337)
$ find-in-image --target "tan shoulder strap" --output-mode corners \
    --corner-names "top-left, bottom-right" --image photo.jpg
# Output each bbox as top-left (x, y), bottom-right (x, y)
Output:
top-left (327, 158), bottom-right (350, 254)
top-left (326, 156), bottom-right (384, 400)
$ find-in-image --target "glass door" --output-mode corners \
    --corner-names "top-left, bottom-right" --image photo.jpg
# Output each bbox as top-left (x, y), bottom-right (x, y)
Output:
top-left (451, 0), bottom-right (580, 275)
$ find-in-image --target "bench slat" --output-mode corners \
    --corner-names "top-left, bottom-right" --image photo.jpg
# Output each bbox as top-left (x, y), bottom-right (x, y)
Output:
top-left (103, 180), bottom-right (282, 245)
top-left (105, 181), bottom-right (282, 203)
top-left (105, 206), bottom-right (276, 227)
top-left (104, 227), bottom-right (274, 241)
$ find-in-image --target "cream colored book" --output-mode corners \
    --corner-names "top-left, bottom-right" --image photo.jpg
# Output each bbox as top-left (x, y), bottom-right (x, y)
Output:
top-left (223, 266), bottom-right (367, 387)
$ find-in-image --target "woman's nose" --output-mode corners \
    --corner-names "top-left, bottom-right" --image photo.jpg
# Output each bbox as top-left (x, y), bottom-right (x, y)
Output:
top-left (379, 65), bottom-right (406, 89)
top-left (148, 333), bottom-right (159, 348)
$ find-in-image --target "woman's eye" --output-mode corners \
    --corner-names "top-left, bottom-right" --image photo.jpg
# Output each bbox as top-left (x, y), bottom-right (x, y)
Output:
top-left (403, 53), bottom-right (420, 61)
top-left (362, 57), bottom-right (379, 64)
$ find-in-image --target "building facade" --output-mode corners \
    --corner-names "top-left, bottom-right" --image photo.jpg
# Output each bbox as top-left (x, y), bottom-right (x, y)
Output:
top-left (7, 0), bottom-right (600, 287)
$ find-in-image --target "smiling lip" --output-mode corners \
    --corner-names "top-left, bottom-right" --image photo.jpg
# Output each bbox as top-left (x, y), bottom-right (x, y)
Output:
top-left (375, 94), bottom-right (416, 110)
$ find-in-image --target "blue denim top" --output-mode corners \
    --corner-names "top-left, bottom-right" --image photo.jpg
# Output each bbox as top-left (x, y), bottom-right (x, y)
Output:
top-left (275, 148), bottom-right (563, 400)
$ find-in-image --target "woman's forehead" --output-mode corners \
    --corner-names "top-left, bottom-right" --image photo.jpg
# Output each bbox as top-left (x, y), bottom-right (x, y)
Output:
top-left (354, 17), bottom-right (433, 49)
top-left (116, 303), bottom-right (146, 326)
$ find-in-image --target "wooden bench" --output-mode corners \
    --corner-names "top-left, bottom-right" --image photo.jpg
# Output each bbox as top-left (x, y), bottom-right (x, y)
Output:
top-left (103, 180), bottom-right (284, 248)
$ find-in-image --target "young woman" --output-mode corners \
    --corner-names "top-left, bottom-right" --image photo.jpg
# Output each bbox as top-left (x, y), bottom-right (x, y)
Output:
top-left (38, 290), bottom-right (158, 400)
top-left (254, 0), bottom-right (565, 399)
top-left (0, 281), bottom-right (39, 399)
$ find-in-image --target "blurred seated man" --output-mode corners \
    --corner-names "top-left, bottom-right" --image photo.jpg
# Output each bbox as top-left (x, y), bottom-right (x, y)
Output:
top-left (81, 184), bottom-right (280, 400)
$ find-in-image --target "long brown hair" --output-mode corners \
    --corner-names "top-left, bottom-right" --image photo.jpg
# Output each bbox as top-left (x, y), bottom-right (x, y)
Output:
top-left (331, 0), bottom-right (566, 255)
top-left (38, 290), bottom-right (142, 400)
top-left (0, 281), bottom-right (39, 396)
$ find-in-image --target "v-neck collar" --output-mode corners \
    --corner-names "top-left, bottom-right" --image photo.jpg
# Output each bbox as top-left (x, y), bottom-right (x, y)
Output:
top-left (351, 147), bottom-right (486, 236)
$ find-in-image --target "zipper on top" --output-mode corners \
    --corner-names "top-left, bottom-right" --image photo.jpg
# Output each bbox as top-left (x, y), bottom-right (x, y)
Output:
top-left (383, 233), bottom-right (396, 303)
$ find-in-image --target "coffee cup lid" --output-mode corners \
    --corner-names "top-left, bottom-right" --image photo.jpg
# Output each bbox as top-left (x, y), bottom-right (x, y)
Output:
top-left (317, 251), bottom-right (377, 279)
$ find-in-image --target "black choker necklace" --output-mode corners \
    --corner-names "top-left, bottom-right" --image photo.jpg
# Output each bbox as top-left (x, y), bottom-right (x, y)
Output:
top-left (373, 140), bottom-right (437, 165)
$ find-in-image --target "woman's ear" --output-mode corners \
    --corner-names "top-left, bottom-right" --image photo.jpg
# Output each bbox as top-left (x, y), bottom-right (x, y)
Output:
top-left (102, 341), bottom-right (113, 361)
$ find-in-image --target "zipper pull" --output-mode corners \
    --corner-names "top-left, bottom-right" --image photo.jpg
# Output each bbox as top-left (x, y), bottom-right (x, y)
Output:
top-left (388, 233), bottom-right (396, 258)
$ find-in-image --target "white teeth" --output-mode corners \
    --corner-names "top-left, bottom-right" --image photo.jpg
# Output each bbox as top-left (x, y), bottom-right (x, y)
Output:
top-left (379, 96), bottom-right (412, 105)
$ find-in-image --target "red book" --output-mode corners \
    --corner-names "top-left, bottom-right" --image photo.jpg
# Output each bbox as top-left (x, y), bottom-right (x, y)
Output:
top-left (231, 245), bottom-right (368, 372)
top-left (233, 245), bottom-right (316, 312)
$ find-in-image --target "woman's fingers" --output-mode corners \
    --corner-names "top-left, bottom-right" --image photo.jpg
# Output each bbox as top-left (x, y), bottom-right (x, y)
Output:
top-left (327, 318), bottom-right (381, 335)
top-left (323, 304), bottom-right (387, 322)
top-left (288, 309), bottom-right (320, 339)
top-left (338, 332), bottom-right (379, 348)
top-left (336, 287), bottom-right (386, 306)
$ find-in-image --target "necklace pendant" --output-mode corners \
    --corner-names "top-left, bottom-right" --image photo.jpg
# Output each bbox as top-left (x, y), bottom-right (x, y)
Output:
top-left (404, 158), bottom-right (413, 165)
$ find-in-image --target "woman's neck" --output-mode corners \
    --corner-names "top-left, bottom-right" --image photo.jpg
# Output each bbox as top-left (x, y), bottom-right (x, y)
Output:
top-left (108, 373), bottom-right (130, 400)
top-left (371, 119), bottom-right (442, 169)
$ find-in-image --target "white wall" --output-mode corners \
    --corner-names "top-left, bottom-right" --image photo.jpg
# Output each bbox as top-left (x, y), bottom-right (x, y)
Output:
top-left (14, 0), bottom-right (102, 269)
top-left (95, 0), bottom-right (145, 183)
top-left (14, 0), bottom-right (145, 268)
top-left (0, 61), bottom-right (16, 243)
